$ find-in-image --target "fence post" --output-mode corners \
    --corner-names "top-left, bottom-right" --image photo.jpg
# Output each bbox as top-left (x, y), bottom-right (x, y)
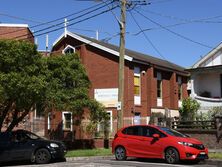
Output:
top-left (214, 115), bottom-right (222, 143)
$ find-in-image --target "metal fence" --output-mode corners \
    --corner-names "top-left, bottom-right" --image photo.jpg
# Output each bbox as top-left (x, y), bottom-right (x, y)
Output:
top-left (171, 120), bottom-right (216, 130)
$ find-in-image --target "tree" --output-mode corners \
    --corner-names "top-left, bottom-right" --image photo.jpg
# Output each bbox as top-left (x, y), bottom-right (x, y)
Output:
top-left (0, 40), bottom-right (47, 132)
top-left (179, 97), bottom-right (200, 121)
top-left (0, 39), bottom-right (106, 132)
top-left (43, 53), bottom-right (106, 121)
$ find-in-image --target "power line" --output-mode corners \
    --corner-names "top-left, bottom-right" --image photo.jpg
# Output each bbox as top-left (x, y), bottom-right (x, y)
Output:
top-left (0, 0), bottom-right (113, 37)
top-left (141, 9), bottom-right (222, 24)
top-left (149, 0), bottom-right (174, 4)
top-left (135, 9), bottom-right (213, 49)
top-left (129, 11), bottom-right (164, 59)
top-left (32, 3), bottom-right (113, 36)
top-left (0, 13), bottom-right (42, 24)
top-left (15, 5), bottom-right (119, 40)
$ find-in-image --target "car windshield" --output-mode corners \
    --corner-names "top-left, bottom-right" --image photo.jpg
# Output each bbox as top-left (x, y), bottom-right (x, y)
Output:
top-left (25, 131), bottom-right (42, 140)
top-left (160, 127), bottom-right (187, 137)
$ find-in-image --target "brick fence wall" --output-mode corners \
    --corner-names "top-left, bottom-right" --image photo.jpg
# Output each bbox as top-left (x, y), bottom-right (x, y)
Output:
top-left (63, 129), bottom-right (222, 150)
top-left (178, 129), bottom-right (222, 149)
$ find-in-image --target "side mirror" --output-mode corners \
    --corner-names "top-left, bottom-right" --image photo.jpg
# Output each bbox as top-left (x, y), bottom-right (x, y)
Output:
top-left (152, 134), bottom-right (160, 139)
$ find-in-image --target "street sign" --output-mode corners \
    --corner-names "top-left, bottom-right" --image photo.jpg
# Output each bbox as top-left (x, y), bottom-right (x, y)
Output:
top-left (117, 102), bottom-right (121, 110)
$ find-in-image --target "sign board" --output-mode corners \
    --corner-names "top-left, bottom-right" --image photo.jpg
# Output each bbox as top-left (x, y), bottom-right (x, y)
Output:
top-left (94, 88), bottom-right (118, 107)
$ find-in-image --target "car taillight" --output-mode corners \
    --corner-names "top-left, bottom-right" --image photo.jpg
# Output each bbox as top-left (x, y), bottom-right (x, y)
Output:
top-left (114, 134), bottom-right (118, 140)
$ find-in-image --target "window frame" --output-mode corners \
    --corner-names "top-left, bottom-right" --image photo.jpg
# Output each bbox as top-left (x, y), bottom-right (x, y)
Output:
top-left (62, 111), bottom-right (73, 131)
top-left (62, 45), bottom-right (76, 54)
top-left (134, 67), bottom-right (141, 105)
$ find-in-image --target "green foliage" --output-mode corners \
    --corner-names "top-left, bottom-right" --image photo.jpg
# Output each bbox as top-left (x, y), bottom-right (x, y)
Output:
top-left (210, 106), bottom-right (222, 118)
top-left (0, 40), bottom-right (107, 132)
top-left (0, 40), bottom-right (47, 131)
top-left (43, 53), bottom-right (90, 113)
top-left (179, 97), bottom-right (200, 121)
top-left (86, 100), bottom-right (110, 138)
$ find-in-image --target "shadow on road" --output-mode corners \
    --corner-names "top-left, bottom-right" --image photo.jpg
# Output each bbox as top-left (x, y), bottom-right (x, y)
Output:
top-left (112, 157), bottom-right (207, 166)
top-left (0, 159), bottom-right (66, 167)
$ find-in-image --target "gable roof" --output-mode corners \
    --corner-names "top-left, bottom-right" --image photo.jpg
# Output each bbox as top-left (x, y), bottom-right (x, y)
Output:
top-left (192, 42), bottom-right (222, 68)
top-left (52, 31), bottom-right (188, 75)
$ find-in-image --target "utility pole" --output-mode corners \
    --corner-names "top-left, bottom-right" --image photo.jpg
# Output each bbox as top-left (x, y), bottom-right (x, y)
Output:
top-left (117, 0), bottom-right (126, 129)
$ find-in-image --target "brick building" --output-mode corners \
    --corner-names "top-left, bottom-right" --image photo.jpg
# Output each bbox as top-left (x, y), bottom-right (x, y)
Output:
top-left (48, 31), bottom-right (189, 143)
top-left (0, 23), bottom-right (34, 43)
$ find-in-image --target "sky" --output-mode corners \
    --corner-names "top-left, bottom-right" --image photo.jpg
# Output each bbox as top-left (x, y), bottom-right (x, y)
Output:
top-left (0, 0), bottom-right (222, 68)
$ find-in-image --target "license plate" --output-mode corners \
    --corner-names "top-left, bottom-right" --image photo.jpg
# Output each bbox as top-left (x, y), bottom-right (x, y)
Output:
top-left (200, 152), bottom-right (206, 155)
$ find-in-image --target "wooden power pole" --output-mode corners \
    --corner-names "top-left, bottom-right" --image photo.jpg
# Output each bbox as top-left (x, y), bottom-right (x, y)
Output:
top-left (117, 0), bottom-right (126, 130)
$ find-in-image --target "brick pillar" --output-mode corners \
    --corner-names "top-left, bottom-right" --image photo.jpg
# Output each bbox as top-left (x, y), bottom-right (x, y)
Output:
top-left (80, 45), bottom-right (87, 64)
top-left (170, 72), bottom-right (178, 109)
top-left (147, 66), bottom-right (156, 116)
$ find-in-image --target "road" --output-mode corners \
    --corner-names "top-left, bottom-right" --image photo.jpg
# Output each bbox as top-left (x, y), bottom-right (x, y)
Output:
top-left (3, 158), bottom-right (218, 167)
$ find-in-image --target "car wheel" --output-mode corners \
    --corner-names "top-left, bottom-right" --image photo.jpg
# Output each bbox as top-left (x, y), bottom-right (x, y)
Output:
top-left (115, 146), bottom-right (127, 161)
top-left (35, 148), bottom-right (51, 164)
top-left (165, 147), bottom-right (180, 164)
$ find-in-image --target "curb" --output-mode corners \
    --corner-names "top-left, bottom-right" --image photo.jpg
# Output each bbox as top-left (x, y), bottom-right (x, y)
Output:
top-left (66, 155), bottom-right (114, 162)
top-left (67, 156), bottom-right (222, 166)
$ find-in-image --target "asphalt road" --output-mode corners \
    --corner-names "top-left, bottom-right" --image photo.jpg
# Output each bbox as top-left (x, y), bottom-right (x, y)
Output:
top-left (2, 159), bottom-right (219, 167)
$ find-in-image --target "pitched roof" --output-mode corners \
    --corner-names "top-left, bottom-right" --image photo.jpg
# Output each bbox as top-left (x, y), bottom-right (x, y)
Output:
top-left (192, 42), bottom-right (222, 68)
top-left (52, 31), bottom-right (188, 75)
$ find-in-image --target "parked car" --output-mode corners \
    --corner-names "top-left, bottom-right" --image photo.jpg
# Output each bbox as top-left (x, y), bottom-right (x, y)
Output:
top-left (0, 129), bottom-right (66, 164)
top-left (112, 125), bottom-right (208, 164)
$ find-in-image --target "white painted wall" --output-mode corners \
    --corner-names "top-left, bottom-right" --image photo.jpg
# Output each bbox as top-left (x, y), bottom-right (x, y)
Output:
top-left (194, 73), bottom-right (221, 97)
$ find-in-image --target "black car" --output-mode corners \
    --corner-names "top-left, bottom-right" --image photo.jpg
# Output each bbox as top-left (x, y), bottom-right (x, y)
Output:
top-left (0, 129), bottom-right (66, 164)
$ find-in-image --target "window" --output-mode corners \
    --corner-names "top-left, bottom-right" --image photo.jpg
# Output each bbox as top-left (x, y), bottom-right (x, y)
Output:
top-left (122, 126), bottom-right (140, 136)
top-left (47, 112), bottom-right (51, 130)
top-left (62, 45), bottom-right (75, 54)
top-left (157, 72), bottom-right (162, 98)
top-left (62, 112), bottom-right (72, 131)
top-left (141, 126), bottom-right (166, 138)
top-left (177, 76), bottom-right (182, 100)
top-left (107, 111), bottom-right (113, 132)
top-left (35, 103), bottom-right (45, 119)
top-left (134, 67), bottom-right (141, 105)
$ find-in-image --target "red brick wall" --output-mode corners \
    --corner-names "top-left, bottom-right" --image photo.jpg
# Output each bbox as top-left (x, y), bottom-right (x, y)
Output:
top-left (50, 36), bottom-right (189, 139)
top-left (0, 26), bottom-right (34, 43)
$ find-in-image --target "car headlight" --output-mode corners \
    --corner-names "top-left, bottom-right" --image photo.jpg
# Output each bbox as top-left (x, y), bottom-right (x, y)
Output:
top-left (178, 141), bottom-right (193, 147)
top-left (50, 143), bottom-right (59, 148)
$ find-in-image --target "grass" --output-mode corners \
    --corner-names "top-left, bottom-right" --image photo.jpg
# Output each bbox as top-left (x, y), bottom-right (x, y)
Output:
top-left (66, 148), bottom-right (112, 157)
top-left (209, 153), bottom-right (222, 159)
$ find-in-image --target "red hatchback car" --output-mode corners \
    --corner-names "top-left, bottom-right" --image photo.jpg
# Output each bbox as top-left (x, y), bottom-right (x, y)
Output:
top-left (112, 125), bottom-right (208, 164)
